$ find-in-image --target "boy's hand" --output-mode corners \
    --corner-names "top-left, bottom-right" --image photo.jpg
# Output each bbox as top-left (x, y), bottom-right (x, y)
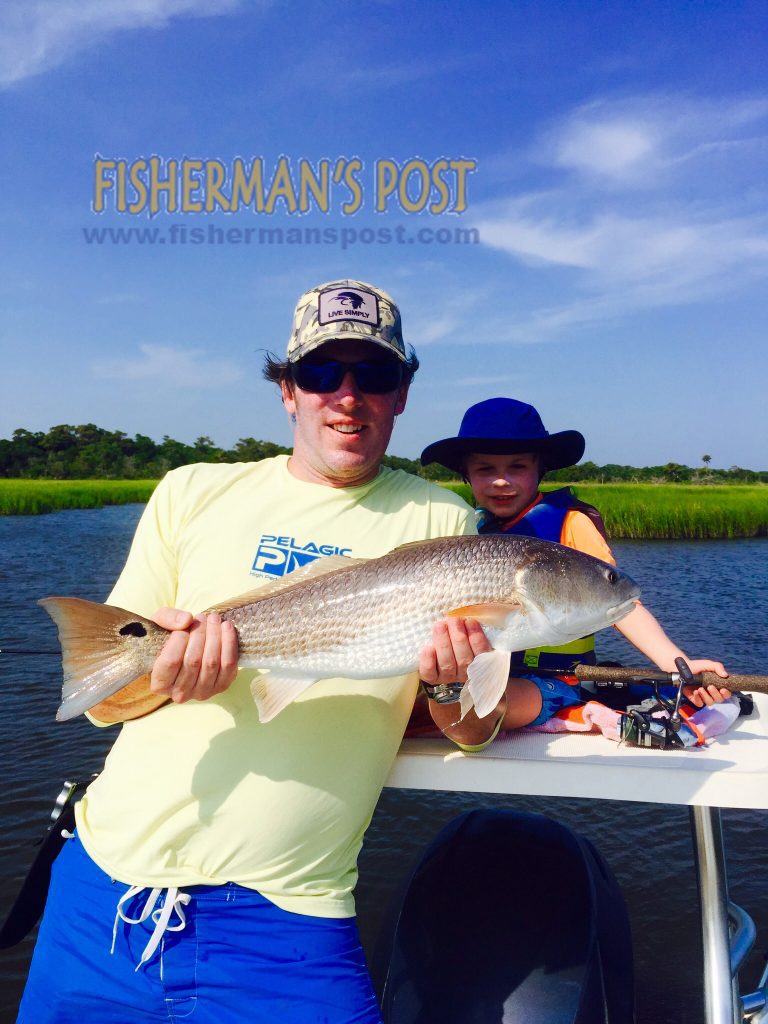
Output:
top-left (681, 658), bottom-right (730, 707)
top-left (684, 683), bottom-right (733, 707)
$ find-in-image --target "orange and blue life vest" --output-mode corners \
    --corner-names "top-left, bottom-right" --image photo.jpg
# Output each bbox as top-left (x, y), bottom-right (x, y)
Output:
top-left (477, 488), bottom-right (608, 673)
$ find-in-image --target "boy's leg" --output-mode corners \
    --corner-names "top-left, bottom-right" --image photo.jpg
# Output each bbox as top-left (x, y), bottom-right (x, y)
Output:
top-left (502, 674), bottom-right (583, 729)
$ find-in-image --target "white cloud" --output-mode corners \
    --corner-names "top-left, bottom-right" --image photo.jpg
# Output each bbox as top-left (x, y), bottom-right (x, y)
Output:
top-left (0, 0), bottom-right (245, 86)
top-left (410, 314), bottom-right (461, 346)
top-left (92, 343), bottom-right (244, 388)
top-left (273, 52), bottom-right (481, 101)
top-left (406, 281), bottom-right (499, 347)
top-left (539, 94), bottom-right (768, 186)
top-left (471, 203), bottom-right (768, 343)
top-left (474, 198), bottom-right (599, 268)
top-left (466, 92), bottom-right (768, 343)
top-left (555, 119), bottom-right (656, 178)
top-left (475, 201), bottom-right (768, 285)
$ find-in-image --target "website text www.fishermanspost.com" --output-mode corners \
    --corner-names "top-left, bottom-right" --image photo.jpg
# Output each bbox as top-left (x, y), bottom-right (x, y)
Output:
top-left (81, 223), bottom-right (481, 250)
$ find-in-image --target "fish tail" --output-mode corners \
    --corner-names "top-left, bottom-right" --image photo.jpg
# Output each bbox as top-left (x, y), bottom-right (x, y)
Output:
top-left (39, 597), bottom-right (162, 721)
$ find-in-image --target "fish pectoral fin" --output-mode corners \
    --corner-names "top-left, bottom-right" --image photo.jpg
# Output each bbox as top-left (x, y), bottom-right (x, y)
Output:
top-left (459, 683), bottom-right (476, 722)
top-left (464, 649), bottom-right (512, 719)
top-left (446, 602), bottom-right (522, 628)
top-left (249, 672), bottom-right (318, 723)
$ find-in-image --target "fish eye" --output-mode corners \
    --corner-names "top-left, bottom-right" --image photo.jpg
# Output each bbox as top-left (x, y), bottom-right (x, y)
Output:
top-left (119, 621), bottom-right (147, 638)
top-left (605, 568), bottom-right (619, 585)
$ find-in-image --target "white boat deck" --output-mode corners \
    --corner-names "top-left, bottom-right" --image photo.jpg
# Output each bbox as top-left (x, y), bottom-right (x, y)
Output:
top-left (387, 692), bottom-right (768, 810)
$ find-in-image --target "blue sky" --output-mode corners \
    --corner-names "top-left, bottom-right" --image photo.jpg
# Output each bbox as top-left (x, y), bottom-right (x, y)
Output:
top-left (1, 0), bottom-right (766, 469)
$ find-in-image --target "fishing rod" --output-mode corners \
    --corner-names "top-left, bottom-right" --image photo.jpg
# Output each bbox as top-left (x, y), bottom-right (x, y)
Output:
top-left (0, 648), bottom-right (59, 655)
top-left (4, 647), bottom-right (768, 692)
top-left (528, 661), bottom-right (768, 695)
top-left (534, 658), bottom-right (763, 751)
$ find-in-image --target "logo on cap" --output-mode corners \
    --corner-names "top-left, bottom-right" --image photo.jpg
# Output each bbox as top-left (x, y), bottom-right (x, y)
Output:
top-left (318, 288), bottom-right (380, 326)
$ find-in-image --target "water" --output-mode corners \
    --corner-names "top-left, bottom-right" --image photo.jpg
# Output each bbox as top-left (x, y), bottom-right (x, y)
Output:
top-left (1, 508), bottom-right (766, 1023)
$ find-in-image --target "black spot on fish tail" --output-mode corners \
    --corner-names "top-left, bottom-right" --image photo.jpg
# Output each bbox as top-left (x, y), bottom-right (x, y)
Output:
top-left (119, 622), bottom-right (148, 638)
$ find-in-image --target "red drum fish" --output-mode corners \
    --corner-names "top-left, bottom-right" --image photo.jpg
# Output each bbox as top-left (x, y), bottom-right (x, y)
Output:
top-left (40, 534), bottom-right (639, 724)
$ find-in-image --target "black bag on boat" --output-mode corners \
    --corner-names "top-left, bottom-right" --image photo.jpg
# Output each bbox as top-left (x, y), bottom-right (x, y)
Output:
top-left (372, 808), bottom-right (634, 1024)
top-left (0, 781), bottom-right (83, 949)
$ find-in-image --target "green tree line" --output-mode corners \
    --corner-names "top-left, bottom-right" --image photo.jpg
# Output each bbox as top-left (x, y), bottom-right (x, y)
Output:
top-left (545, 461), bottom-right (768, 484)
top-left (1, 425), bottom-right (765, 484)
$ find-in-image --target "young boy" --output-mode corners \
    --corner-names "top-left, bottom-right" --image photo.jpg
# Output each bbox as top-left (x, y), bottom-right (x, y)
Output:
top-left (419, 397), bottom-right (731, 733)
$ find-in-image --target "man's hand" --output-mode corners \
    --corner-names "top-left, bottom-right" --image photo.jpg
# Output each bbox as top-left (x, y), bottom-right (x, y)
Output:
top-left (150, 608), bottom-right (240, 704)
top-left (418, 617), bottom-right (492, 686)
top-left (419, 617), bottom-right (506, 749)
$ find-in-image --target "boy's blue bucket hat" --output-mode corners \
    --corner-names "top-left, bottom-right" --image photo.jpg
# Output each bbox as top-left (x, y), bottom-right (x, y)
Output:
top-left (420, 397), bottom-right (585, 475)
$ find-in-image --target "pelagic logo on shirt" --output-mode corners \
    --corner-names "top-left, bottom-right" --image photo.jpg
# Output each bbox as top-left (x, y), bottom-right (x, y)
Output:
top-left (251, 534), bottom-right (352, 578)
top-left (318, 287), bottom-right (380, 326)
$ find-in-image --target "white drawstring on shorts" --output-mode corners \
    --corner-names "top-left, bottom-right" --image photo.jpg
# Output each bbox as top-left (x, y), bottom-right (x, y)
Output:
top-left (111, 886), bottom-right (191, 971)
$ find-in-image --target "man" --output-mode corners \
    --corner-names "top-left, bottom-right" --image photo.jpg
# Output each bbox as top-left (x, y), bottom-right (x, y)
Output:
top-left (19, 279), bottom-right (497, 1024)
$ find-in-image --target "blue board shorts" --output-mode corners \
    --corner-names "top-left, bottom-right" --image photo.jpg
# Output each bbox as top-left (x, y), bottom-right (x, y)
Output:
top-left (519, 673), bottom-right (584, 727)
top-left (18, 834), bottom-right (382, 1024)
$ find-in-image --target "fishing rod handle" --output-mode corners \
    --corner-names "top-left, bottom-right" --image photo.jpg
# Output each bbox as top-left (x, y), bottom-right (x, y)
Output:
top-left (697, 672), bottom-right (768, 694)
top-left (572, 664), bottom-right (768, 694)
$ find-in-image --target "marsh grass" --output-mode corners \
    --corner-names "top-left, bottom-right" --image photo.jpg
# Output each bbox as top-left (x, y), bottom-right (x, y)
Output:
top-left (2, 479), bottom-right (766, 538)
top-left (442, 482), bottom-right (768, 540)
top-left (0, 479), bottom-right (158, 515)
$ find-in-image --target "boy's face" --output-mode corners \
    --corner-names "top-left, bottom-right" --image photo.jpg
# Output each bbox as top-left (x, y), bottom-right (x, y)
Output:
top-left (464, 451), bottom-right (541, 522)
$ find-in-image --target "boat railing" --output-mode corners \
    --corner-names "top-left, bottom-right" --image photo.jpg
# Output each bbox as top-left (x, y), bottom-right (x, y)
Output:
top-left (742, 959), bottom-right (768, 1021)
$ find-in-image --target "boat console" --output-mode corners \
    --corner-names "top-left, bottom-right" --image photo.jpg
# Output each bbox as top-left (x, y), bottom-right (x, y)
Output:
top-left (385, 691), bottom-right (768, 1023)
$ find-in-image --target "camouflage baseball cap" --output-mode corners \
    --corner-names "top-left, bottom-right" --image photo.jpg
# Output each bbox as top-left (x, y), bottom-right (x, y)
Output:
top-left (286, 280), bottom-right (406, 363)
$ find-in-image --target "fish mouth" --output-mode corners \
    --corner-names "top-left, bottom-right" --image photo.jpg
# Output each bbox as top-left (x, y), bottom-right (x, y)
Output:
top-left (605, 595), bottom-right (639, 621)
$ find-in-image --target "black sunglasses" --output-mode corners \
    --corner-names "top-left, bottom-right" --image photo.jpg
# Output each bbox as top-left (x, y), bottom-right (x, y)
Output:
top-left (291, 358), bottom-right (404, 395)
